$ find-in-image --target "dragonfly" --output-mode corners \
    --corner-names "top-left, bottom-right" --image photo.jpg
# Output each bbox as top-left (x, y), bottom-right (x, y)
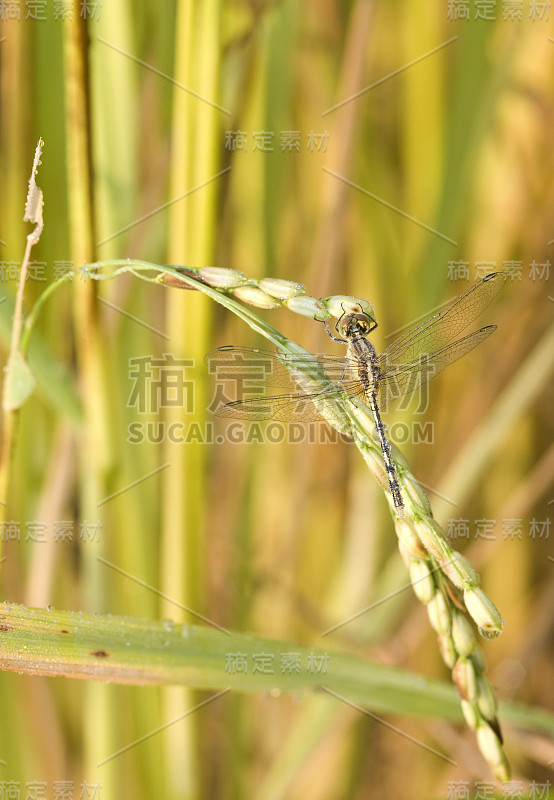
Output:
top-left (205, 272), bottom-right (506, 515)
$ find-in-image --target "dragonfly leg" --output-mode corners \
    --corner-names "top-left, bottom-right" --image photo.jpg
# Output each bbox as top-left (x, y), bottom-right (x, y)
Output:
top-left (323, 319), bottom-right (347, 344)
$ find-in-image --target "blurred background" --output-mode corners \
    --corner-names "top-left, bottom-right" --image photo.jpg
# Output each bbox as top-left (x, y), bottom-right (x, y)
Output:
top-left (0, 1), bottom-right (553, 798)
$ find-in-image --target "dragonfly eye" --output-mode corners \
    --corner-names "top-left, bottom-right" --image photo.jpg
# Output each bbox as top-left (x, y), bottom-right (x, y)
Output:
top-left (336, 312), bottom-right (375, 338)
top-left (336, 316), bottom-right (353, 337)
top-left (352, 313), bottom-right (376, 335)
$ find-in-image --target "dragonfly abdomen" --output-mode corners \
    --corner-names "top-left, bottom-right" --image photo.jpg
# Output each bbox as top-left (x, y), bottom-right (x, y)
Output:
top-left (367, 391), bottom-right (404, 513)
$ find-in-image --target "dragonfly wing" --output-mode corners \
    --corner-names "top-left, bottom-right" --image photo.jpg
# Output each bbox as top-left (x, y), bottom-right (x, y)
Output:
top-left (380, 272), bottom-right (506, 369)
top-left (212, 389), bottom-right (356, 430)
top-left (205, 346), bottom-right (362, 432)
top-left (205, 346), bottom-right (318, 391)
top-left (378, 325), bottom-right (497, 411)
top-left (205, 346), bottom-right (358, 389)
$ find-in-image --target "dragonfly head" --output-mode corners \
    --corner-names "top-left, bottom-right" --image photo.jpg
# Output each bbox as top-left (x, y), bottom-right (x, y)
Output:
top-left (336, 310), bottom-right (377, 340)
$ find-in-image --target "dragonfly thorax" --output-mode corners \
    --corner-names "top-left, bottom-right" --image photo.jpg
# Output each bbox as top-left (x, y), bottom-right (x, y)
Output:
top-left (337, 311), bottom-right (377, 341)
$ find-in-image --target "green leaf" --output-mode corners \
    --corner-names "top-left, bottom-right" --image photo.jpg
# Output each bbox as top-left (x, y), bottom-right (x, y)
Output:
top-left (3, 350), bottom-right (36, 409)
top-left (0, 602), bottom-right (552, 743)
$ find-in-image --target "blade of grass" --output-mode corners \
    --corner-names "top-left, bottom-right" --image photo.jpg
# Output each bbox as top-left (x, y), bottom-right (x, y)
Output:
top-left (0, 602), bottom-right (551, 739)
